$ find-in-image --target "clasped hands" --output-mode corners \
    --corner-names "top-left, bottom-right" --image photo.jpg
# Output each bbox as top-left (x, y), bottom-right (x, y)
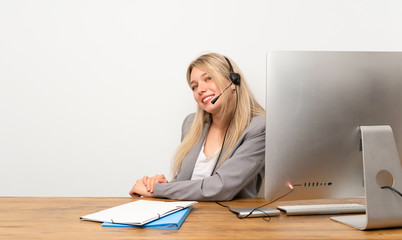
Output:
top-left (129, 174), bottom-right (168, 197)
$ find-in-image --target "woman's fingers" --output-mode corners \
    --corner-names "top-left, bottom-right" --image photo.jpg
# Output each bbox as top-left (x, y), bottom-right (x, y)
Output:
top-left (136, 174), bottom-right (168, 193)
top-left (142, 176), bottom-right (148, 186)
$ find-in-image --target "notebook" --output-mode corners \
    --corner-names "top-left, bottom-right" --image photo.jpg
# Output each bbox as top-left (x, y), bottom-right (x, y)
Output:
top-left (80, 199), bottom-right (197, 226)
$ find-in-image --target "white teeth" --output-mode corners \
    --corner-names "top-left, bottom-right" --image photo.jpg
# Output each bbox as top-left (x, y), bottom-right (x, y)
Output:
top-left (202, 96), bottom-right (214, 103)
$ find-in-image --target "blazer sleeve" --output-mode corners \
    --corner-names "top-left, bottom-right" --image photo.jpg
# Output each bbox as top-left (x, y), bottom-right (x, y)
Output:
top-left (153, 115), bottom-right (265, 201)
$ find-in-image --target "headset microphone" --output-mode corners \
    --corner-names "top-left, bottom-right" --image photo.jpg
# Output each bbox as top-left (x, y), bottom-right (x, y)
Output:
top-left (211, 83), bottom-right (232, 104)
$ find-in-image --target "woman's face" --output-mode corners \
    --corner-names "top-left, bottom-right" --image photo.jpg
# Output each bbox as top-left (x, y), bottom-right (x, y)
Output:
top-left (190, 67), bottom-right (226, 115)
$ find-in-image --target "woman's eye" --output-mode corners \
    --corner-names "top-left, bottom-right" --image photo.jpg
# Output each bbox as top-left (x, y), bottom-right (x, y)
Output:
top-left (191, 85), bottom-right (198, 91)
top-left (206, 77), bottom-right (212, 81)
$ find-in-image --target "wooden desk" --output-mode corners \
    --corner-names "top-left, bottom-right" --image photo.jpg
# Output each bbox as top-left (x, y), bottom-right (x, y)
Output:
top-left (1, 197), bottom-right (401, 239)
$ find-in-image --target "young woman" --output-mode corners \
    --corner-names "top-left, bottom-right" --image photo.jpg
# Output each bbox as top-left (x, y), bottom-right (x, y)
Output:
top-left (129, 53), bottom-right (265, 201)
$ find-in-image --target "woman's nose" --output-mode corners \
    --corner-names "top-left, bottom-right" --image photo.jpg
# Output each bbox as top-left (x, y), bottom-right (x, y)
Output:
top-left (197, 82), bottom-right (206, 94)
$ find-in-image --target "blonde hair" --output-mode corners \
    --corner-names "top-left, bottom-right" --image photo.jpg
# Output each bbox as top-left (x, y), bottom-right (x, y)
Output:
top-left (172, 53), bottom-right (265, 177)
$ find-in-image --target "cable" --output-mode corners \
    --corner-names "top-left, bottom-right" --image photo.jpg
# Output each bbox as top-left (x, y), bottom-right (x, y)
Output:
top-left (210, 87), bottom-right (239, 175)
top-left (381, 186), bottom-right (402, 197)
top-left (215, 186), bottom-right (294, 222)
top-left (215, 201), bottom-right (274, 222)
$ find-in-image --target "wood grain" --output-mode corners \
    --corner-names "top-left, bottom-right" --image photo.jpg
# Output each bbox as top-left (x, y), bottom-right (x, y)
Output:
top-left (0, 197), bottom-right (401, 239)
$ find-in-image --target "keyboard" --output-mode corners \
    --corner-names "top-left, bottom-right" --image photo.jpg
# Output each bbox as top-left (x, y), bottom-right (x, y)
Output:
top-left (277, 203), bottom-right (366, 215)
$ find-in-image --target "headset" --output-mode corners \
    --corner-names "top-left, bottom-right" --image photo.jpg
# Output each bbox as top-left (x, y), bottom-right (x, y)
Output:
top-left (210, 56), bottom-right (241, 174)
top-left (211, 56), bottom-right (241, 105)
top-left (224, 56), bottom-right (241, 86)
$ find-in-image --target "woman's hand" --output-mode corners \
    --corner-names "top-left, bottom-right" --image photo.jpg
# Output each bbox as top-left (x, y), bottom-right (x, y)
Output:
top-left (142, 174), bottom-right (168, 193)
top-left (129, 179), bottom-right (153, 197)
top-left (129, 174), bottom-right (168, 197)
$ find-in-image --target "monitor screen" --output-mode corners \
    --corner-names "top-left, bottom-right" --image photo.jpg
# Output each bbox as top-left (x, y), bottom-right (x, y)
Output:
top-left (264, 51), bottom-right (402, 202)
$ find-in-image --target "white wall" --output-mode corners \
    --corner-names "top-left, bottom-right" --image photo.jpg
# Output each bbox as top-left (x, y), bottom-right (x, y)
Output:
top-left (1, 0), bottom-right (402, 197)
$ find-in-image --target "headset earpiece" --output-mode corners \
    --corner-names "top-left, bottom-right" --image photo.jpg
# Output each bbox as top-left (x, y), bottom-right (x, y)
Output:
top-left (224, 56), bottom-right (241, 85)
top-left (229, 72), bottom-right (241, 86)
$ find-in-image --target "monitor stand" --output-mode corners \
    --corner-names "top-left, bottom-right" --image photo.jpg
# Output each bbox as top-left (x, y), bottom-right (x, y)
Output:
top-left (331, 125), bottom-right (402, 230)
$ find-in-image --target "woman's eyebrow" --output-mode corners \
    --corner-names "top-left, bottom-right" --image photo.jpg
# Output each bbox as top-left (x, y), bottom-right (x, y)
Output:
top-left (190, 72), bottom-right (209, 85)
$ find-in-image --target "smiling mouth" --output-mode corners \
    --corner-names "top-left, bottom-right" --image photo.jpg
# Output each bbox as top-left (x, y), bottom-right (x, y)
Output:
top-left (202, 95), bottom-right (214, 103)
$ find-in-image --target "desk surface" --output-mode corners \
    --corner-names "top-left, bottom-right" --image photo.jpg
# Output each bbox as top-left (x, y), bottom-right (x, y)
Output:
top-left (1, 197), bottom-right (402, 239)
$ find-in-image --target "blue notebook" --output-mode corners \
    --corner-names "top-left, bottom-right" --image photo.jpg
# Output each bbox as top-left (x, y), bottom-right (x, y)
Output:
top-left (101, 207), bottom-right (191, 229)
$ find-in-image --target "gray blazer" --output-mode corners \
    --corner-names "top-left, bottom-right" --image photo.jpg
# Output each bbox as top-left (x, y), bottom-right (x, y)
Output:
top-left (153, 113), bottom-right (265, 201)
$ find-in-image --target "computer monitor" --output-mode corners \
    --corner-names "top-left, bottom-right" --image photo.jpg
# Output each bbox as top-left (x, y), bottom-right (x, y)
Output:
top-left (264, 51), bottom-right (402, 230)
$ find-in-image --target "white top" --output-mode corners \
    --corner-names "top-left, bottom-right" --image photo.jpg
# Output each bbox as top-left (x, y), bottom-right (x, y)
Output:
top-left (191, 142), bottom-right (219, 180)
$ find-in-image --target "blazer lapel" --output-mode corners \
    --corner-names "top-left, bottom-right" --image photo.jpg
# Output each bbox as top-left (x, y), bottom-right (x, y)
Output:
top-left (175, 121), bottom-right (210, 181)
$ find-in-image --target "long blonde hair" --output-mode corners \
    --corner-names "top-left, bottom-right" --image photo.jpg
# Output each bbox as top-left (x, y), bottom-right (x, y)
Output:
top-left (172, 53), bottom-right (265, 178)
